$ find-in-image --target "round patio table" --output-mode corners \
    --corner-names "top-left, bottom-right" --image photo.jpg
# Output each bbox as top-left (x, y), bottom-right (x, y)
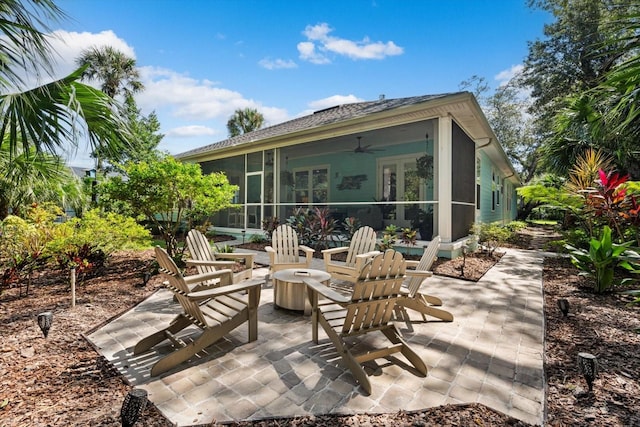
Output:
top-left (272, 268), bottom-right (331, 315)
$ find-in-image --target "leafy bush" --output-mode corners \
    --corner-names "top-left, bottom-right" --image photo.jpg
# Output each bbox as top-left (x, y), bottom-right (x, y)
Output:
top-left (471, 222), bottom-right (512, 256)
top-left (506, 221), bottom-right (528, 232)
top-left (213, 244), bottom-right (235, 254)
top-left (261, 216), bottom-right (280, 240)
top-left (566, 225), bottom-right (640, 293)
top-left (285, 207), bottom-right (337, 250)
top-left (401, 227), bottom-right (417, 246)
top-left (45, 209), bottom-right (151, 278)
top-left (249, 233), bottom-right (267, 244)
top-left (342, 216), bottom-right (361, 240)
top-left (378, 225), bottom-right (399, 251)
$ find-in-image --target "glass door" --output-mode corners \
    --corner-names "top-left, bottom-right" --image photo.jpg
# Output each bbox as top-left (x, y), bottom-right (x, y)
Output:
top-left (246, 172), bottom-right (262, 229)
top-left (378, 157), bottom-right (423, 228)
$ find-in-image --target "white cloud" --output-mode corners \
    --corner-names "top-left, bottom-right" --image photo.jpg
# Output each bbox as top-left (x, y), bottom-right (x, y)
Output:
top-left (166, 125), bottom-right (218, 138)
top-left (297, 41), bottom-right (330, 64)
top-left (296, 94), bottom-right (366, 117)
top-left (258, 58), bottom-right (297, 70)
top-left (308, 94), bottom-right (364, 110)
top-left (33, 29), bottom-right (298, 164)
top-left (136, 66), bottom-right (289, 126)
top-left (495, 64), bottom-right (524, 87)
top-left (298, 23), bottom-right (403, 63)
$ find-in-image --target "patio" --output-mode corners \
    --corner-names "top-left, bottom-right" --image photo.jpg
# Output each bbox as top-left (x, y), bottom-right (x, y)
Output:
top-left (87, 248), bottom-right (545, 426)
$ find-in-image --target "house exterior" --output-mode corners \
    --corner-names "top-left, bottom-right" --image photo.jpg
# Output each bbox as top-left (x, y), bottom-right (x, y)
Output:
top-left (176, 92), bottom-right (519, 257)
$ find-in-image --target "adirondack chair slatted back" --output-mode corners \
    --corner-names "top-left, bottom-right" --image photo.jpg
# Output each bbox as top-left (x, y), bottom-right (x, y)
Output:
top-left (344, 226), bottom-right (377, 267)
top-left (186, 229), bottom-right (221, 284)
top-left (154, 246), bottom-right (208, 327)
top-left (272, 225), bottom-right (301, 264)
top-left (342, 250), bottom-right (406, 335)
top-left (406, 236), bottom-right (440, 298)
top-left (186, 229), bottom-right (215, 262)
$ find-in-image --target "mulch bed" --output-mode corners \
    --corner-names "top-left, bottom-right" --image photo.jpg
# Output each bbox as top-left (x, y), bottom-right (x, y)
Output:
top-left (1, 227), bottom-right (639, 426)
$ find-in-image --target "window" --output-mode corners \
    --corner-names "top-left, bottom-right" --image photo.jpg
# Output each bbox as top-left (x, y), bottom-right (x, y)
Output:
top-left (491, 169), bottom-right (496, 211)
top-left (294, 167), bottom-right (328, 204)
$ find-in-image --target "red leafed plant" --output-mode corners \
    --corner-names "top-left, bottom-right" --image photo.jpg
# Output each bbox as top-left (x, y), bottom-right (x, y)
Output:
top-left (586, 169), bottom-right (638, 244)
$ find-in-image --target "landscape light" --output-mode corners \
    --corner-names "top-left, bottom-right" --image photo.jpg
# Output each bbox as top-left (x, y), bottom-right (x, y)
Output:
top-left (37, 312), bottom-right (53, 338)
top-left (557, 298), bottom-right (570, 317)
top-left (120, 388), bottom-right (148, 427)
top-left (141, 271), bottom-right (151, 287)
top-left (577, 352), bottom-right (598, 392)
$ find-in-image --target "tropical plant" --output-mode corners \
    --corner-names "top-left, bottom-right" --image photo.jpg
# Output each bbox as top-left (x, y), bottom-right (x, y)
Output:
top-left (401, 227), bottom-right (417, 246)
top-left (0, 144), bottom-right (87, 219)
top-left (378, 224), bottom-right (399, 251)
top-left (0, 1), bottom-right (131, 164)
top-left (227, 108), bottom-right (265, 137)
top-left (342, 216), bottom-right (361, 240)
top-left (566, 225), bottom-right (640, 293)
top-left (261, 216), bottom-right (280, 240)
top-left (285, 207), bottom-right (337, 250)
top-left (76, 45), bottom-right (144, 99)
top-left (76, 46), bottom-right (145, 172)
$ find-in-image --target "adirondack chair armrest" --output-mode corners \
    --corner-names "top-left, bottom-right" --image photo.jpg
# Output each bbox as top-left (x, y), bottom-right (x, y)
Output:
top-left (322, 246), bottom-right (349, 256)
top-left (213, 253), bottom-right (254, 263)
top-left (264, 246), bottom-right (277, 264)
top-left (355, 250), bottom-right (381, 260)
top-left (405, 269), bottom-right (433, 279)
top-left (187, 278), bottom-right (263, 300)
top-left (186, 259), bottom-right (236, 268)
top-left (299, 245), bottom-right (315, 256)
top-left (183, 269), bottom-right (234, 285)
top-left (303, 278), bottom-right (350, 304)
top-left (404, 260), bottom-right (419, 269)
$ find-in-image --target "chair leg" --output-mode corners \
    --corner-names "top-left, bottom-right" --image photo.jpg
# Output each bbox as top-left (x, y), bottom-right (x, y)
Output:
top-left (320, 317), bottom-right (372, 395)
top-left (381, 326), bottom-right (428, 376)
top-left (247, 287), bottom-right (261, 342)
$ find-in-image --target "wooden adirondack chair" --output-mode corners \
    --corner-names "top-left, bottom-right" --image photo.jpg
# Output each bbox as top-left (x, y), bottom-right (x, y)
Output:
top-left (186, 229), bottom-right (254, 283)
top-left (134, 246), bottom-right (262, 376)
top-left (303, 250), bottom-right (428, 395)
top-left (395, 236), bottom-right (454, 325)
top-left (265, 224), bottom-right (314, 278)
top-left (322, 225), bottom-right (379, 282)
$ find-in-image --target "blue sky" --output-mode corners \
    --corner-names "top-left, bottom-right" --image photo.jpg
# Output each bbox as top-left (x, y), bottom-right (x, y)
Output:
top-left (49, 0), bottom-right (550, 168)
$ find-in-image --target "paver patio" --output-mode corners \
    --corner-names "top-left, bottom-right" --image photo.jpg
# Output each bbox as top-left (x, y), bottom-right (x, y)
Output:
top-left (87, 248), bottom-right (545, 426)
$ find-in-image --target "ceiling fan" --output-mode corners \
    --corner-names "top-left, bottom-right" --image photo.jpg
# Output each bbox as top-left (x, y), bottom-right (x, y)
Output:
top-left (348, 136), bottom-right (385, 154)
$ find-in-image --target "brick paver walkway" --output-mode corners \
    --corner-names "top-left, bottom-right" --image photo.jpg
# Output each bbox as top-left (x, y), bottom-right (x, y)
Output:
top-left (87, 248), bottom-right (545, 426)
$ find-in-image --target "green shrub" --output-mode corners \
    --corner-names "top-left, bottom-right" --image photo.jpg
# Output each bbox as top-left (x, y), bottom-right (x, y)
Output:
top-left (213, 244), bottom-right (235, 253)
top-left (378, 225), bottom-right (399, 251)
top-left (471, 222), bottom-right (511, 256)
top-left (342, 217), bottom-right (361, 240)
top-left (401, 227), bottom-right (417, 246)
top-left (566, 225), bottom-right (640, 293)
top-left (505, 220), bottom-right (528, 232)
top-left (249, 233), bottom-right (267, 243)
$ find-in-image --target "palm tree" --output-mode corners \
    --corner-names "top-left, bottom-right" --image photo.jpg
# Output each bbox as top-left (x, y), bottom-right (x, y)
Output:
top-left (76, 46), bottom-right (144, 172)
top-left (76, 46), bottom-right (144, 99)
top-left (0, 0), bottom-right (131, 163)
top-left (227, 108), bottom-right (265, 137)
top-left (0, 143), bottom-right (85, 219)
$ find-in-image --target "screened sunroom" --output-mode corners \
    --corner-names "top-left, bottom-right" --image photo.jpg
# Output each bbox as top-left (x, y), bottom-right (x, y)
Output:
top-left (177, 92), bottom-right (519, 257)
